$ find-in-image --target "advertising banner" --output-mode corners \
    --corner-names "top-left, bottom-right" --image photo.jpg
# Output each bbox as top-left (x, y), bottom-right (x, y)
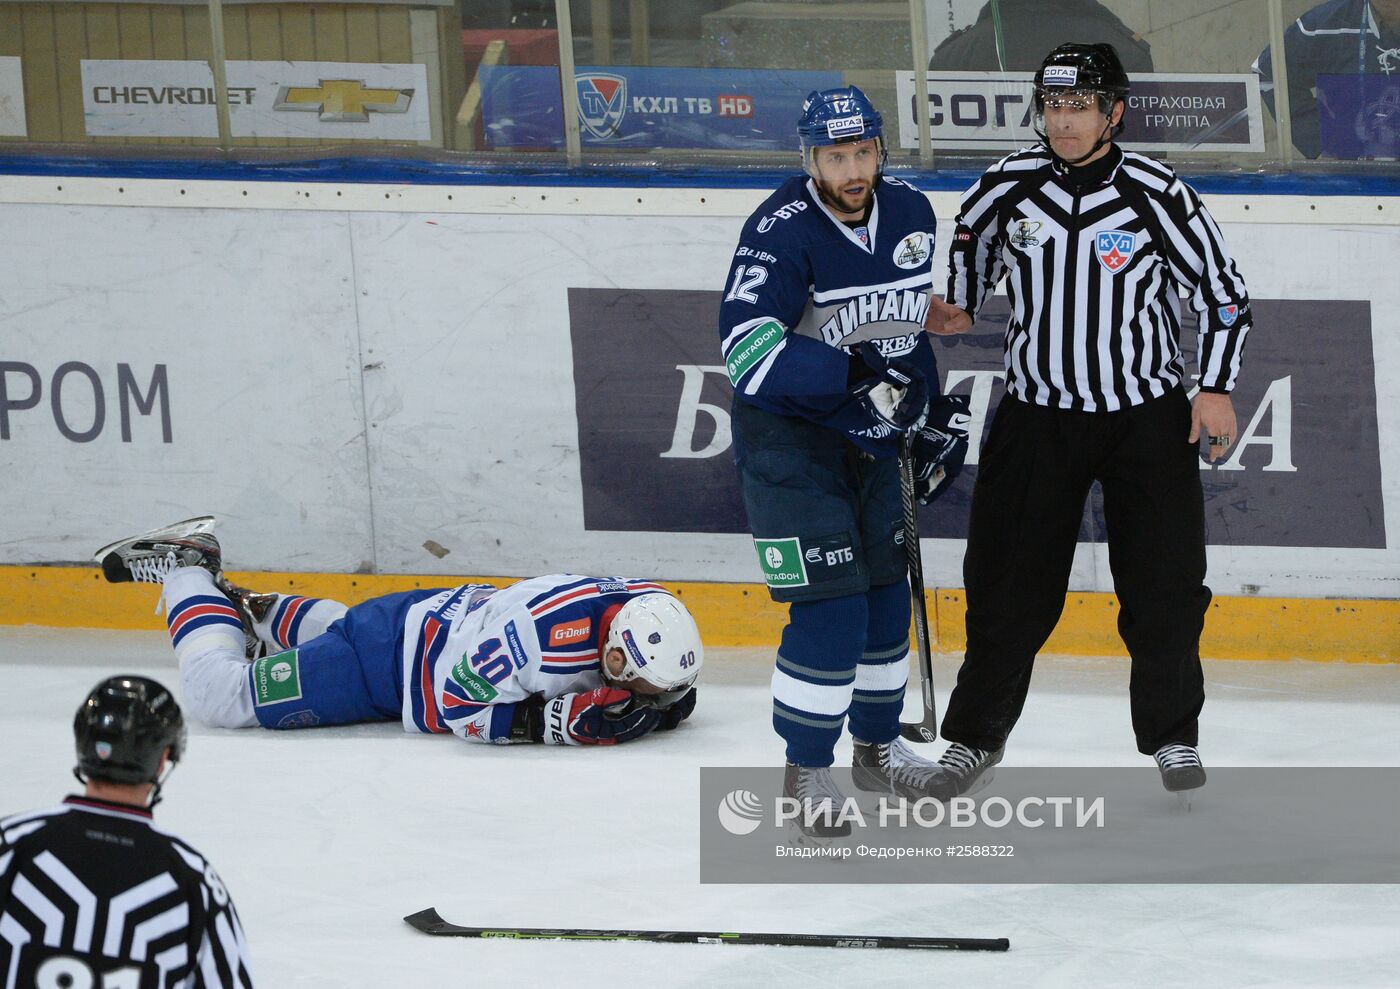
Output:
top-left (569, 289), bottom-right (1384, 549)
top-left (894, 71), bottom-right (1264, 152)
top-left (0, 56), bottom-right (25, 137)
top-left (79, 60), bottom-right (431, 141)
top-left (0, 200), bottom-right (1394, 593)
top-left (479, 66), bottom-right (842, 150)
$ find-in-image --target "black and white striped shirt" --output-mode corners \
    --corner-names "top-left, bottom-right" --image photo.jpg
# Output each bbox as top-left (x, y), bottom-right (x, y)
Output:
top-left (948, 144), bottom-right (1252, 412)
top-left (0, 796), bottom-right (254, 988)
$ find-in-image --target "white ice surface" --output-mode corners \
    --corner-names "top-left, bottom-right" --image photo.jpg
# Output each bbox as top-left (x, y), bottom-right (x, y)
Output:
top-left (2, 627), bottom-right (1398, 988)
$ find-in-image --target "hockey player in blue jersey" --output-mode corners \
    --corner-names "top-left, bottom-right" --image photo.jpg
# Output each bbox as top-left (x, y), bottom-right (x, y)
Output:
top-left (94, 518), bottom-right (701, 746)
top-left (719, 87), bottom-right (970, 836)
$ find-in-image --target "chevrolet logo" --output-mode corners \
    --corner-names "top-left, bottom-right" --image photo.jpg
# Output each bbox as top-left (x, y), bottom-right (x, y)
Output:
top-left (273, 80), bottom-right (413, 122)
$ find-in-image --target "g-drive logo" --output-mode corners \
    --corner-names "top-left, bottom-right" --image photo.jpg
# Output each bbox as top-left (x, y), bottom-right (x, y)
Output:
top-left (716, 789), bottom-right (1106, 835)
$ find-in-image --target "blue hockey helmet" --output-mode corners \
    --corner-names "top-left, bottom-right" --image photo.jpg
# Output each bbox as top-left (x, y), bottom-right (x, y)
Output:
top-left (797, 86), bottom-right (887, 174)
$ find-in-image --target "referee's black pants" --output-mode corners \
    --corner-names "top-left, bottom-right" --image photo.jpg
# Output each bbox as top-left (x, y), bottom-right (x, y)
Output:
top-left (941, 387), bottom-right (1209, 756)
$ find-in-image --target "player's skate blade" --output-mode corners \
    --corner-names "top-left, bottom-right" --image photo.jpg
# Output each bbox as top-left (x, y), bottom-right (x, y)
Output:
top-left (94, 516), bottom-right (221, 584)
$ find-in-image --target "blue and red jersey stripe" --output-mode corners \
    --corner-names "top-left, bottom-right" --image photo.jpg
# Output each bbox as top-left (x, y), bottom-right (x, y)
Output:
top-left (526, 579), bottom-right (668, 617)
top-left (410, 616), bottom-right (452, 733)
top-left (406, 586), bottom-right (474, 734)
top-left (528, 582), bottom-right (666, 675)
top-left (539, 651), bottom-right (600, 675)
top-left (166, 595), bottom-right (243, 648)
top-left (270, 596), bottom-right (316, 649)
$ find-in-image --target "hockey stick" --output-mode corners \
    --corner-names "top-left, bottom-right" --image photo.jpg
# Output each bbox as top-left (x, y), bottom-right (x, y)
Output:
top-left (404, 908), bottom-right (1008, 952)
top-left (898, 432), bottom-right (938, 743)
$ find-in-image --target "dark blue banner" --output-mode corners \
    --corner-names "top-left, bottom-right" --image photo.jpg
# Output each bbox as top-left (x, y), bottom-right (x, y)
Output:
top-left (480, 66), bottom-right (842, 151)
top-left (568, 288), bottom-right (1384, 549)
top-left (1317, 74), bottom-right (1400, 159)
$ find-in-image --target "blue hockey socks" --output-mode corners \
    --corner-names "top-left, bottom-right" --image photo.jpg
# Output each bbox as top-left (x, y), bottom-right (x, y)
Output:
top-left (846, 579), bottom-right (911, 745)
top-left (771, 594), bottom-right (867, 767)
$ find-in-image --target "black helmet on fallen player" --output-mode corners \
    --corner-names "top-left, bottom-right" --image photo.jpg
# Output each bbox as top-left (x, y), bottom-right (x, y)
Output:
top-left (74, 676), bottom-right (186, 792)
top-left (1033, 43), bottom-right (1131, 162)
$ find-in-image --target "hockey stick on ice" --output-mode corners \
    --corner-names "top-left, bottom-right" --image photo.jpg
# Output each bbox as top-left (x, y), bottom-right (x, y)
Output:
top-left (898, 432), bottom-right (938, 743)
top-left (404, 908), bottom-right (1009, 952)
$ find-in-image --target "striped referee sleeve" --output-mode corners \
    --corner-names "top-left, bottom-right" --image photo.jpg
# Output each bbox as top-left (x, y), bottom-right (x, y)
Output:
top-left (196, 904), bottom-right (254, 988)
top-left (947, 149), bottom-right (1044, 318)
top-left (1159, 177), bottom-right (1253, 393)
top-left (174, 844), bottom-right (255, 988)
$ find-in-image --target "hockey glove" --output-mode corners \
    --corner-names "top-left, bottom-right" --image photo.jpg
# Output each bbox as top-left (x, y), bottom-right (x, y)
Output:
top-left (654, 687), bottom-right (697, 732)
top-left (850, 342), bottom-right (930, 432)
top-left (541, 687), bottom-right (661, 746)
top-left (908, 395), bottom-right (971, 505)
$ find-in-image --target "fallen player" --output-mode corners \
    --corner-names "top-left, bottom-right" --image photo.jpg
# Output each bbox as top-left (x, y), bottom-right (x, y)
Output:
top-left (95, 517), bottom-right (702, 746)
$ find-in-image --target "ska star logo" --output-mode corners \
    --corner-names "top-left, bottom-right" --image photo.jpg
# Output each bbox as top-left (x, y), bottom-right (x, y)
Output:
top-left (464, 722), bottom-right (485, 739)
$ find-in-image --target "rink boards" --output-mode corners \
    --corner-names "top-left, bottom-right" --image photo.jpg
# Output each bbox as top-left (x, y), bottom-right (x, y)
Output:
top-left (0, 173), bottom-right (1395, 659)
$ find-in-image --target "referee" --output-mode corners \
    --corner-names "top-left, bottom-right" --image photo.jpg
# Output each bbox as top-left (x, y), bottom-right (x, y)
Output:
top-left (0, 676), bottom-right (255, 987)
top-left (925, 43), bottom-right (1252, 795)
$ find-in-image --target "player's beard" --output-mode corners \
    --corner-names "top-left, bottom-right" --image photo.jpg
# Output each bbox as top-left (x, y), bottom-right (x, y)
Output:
top-left (814, 174), bottom-right (875, 218)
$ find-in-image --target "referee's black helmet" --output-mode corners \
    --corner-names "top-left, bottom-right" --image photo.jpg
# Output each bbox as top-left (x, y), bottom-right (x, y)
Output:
top-left (74, 676), bottom-right (186, 785)
top-left (1034, 43), bottom-right (1131, 112)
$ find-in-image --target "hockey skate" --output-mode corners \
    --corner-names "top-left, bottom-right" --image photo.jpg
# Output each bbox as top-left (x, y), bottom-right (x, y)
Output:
top-left (783, 763), bottom-right (854, 843)
top-left (1154, 744), bottom-right (1206, 793)
top-left (96, 518), bottom-right (264, 660)
top-left (94, 516), bottom-right (223, 585)
top-left (933, 742), bottom-right (1004, 798)
top-left (852, 737), bottom-right (958, 801)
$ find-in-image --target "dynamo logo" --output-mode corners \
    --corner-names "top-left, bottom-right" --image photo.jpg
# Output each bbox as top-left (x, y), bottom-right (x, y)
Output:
top-left (576, 73), bottom-right (627, 139)
top-left (717, 789), bottom-right (765, 835)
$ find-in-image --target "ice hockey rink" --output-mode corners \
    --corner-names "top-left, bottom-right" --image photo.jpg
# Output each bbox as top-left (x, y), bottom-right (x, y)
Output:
top-left (3, 625), bottom-right (1398, 988)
